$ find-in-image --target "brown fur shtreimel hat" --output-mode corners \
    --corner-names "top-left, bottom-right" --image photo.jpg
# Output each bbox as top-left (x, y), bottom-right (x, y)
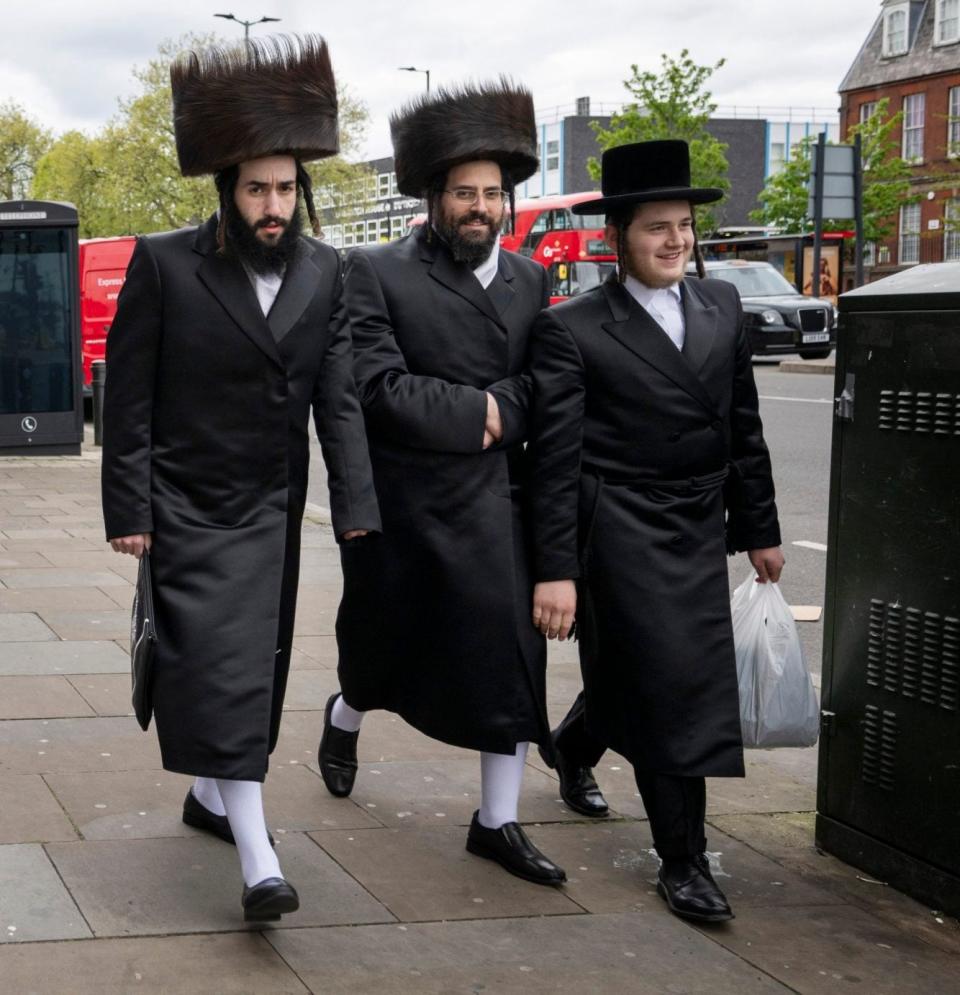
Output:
top-left (171, 34), bottom-right (339, 177)
top-left (390, 78), bottom-right (539, 197)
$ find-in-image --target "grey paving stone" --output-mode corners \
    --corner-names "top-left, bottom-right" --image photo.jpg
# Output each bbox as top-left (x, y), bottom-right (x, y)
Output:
top-left (0, 568), bottom-right (131, 589)
top-left (38, 610), bottom-right (130, 641)
top-left (0, 612), bottom-right (57, 641)
top-left (290, 635), bottom-right (338, 669)
top-left (46, 832), bottom-right (392, 937)
top-left (0, 586), bottom-right (123, 612)
top-left (0, 676), bottom-right (95, 720)
top-left (66, 674), bottom-right (133, 716)
top-left (0, 551), bottom-right (52, 569)
top-left (0, 774), bottom-right (78, 843)
top-left (268, 911), bottom-right (790, 995)
top-left (0, 843), bottom-right (91, 941)
top-left (38, 549), bottom-right (128, 569)
top-left (0, 932), bottom-right (310, 994)
top-left (265, 763), bottom-right (384, 834)
top-left (1, 528), bottom-right (72, 540)
top-left (292, 596), bottom-right (337, 636)
top-left (0, 640), bottom-right (129, 676)
top-left (282, 668), bottom-right (339, 711)
top-left (310, 825), bottom-right (581, 922)
top-left (0, 716), bottom-right (162, 775)
top-left (716, 904), bottom-right (960, 994)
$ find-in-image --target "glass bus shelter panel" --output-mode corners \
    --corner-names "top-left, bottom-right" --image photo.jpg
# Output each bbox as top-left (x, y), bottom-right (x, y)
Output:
top-left (0, 227), bottom-right (75, 416)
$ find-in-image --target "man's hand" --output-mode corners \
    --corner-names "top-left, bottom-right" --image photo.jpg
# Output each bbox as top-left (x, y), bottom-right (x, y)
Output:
top-left (110, 533), bottom-right (152, 559)
top-left (482, 392), bottom-right (503, 450)
top-left (342, 529), bottom-right (370, 541)
top-left (532, 580), bottom-right (577, 640)
top-left (748, 546), bottom-right (785, 583)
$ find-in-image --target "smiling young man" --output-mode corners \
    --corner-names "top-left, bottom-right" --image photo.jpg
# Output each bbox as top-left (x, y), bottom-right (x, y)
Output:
top-left (529, 140), bottom-right (783, 923)
top-left (101, 36), bottom-right (379, 923)
top-left (322, 81), bottom-right (566, 887)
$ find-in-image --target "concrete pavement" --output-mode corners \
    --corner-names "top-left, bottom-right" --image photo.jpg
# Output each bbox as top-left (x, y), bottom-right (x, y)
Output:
top-left (0, 424), bottom-right (958, 995)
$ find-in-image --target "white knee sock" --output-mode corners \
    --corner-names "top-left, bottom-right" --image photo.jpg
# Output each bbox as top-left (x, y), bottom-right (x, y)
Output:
top-left (192, 776), bottom-right (226, 816)
top-left (331, 694), bottom-right (365, 733)
top-left (478, 742), bottom-right (529, 829)
top-left (216, 778), bottom-right (282, 888)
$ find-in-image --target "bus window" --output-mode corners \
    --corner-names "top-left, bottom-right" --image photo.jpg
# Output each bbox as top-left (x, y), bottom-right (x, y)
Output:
top-left (572, 211), bottom-right (606, 230)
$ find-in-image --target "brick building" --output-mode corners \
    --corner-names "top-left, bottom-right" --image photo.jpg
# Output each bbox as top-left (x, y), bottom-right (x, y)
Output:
top-left (839, 0), bottom-right (960, 271)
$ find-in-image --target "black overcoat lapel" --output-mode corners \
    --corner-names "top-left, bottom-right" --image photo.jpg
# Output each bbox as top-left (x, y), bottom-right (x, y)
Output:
top-left (267, 241), bottom-right (322, 343)
top-left (599, 278), bottom-right (718, 416)
top-left (193, 218), bottom-right (283, 368)
top-left (680, 278), bottom-right (719, 377)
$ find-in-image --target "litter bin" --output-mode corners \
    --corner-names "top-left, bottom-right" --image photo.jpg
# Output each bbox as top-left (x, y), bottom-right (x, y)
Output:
top-left (817, 262), bottom-right (960, 915)
top-left (0, 200), bottom-right (83, 455)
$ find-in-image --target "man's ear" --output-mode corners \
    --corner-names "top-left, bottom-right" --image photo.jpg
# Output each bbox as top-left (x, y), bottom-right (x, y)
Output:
top-left (604, 223), bottom-right (618, 253)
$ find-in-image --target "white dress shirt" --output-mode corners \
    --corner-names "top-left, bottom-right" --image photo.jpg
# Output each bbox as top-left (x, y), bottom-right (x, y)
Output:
top-left (243, 263), bottom-right (284, 317)
top-left (471, 236), bottom-right (501, 290)
top-left (624, 275), bottom-right (685, 351)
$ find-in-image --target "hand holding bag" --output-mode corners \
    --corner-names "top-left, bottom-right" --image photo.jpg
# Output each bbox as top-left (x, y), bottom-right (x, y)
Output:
top-left (130, 549), bottom-right (158, 731)
top-left (730, 571), bottom-right (820, 748)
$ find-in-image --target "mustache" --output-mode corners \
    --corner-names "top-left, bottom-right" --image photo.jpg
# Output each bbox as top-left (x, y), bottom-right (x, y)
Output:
top-left (256, 216), bottom-right (288, 229)
top-left (457, 209), bottom-right (492, 226)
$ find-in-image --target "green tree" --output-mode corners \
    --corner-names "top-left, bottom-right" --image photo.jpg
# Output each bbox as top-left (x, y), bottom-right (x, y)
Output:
top-left (750, 99), bottom-right (916, 242)
top-left (32, 131), bottom-right (115, 237)
top-left (0, 101), bottom-right (52, 201)
top-left (589, 50), bottom-right (730, 232)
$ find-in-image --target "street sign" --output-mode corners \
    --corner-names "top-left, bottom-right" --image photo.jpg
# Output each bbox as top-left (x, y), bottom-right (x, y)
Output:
top-left (808, 143), bottom-right (857, 219)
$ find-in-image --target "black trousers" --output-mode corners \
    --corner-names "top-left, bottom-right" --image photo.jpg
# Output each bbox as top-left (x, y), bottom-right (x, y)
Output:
top-left (554, 692), bottom-right (707, 859)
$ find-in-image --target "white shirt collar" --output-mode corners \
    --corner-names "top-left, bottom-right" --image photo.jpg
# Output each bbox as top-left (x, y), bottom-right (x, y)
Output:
top-left (471, 235), bottom-right (501, 290)
top-left (623, 275), bottom-right (682, 309)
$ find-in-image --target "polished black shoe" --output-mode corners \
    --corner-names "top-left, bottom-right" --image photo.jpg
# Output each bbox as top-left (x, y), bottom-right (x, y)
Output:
top-left (318, 693), bottom-right (359, 797)
top-left (182, 789), bottom-right (275, 847)
top-left (538, 737), bottom-right (609, 818)
top-left (657, 856), bottom-right (734, 923)
top-left (242, 877), bottom-right (299, 922)
top-left (466, 811), bottom-right (567, 886)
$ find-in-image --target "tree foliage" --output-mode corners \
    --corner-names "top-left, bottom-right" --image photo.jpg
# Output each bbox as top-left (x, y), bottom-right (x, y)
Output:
top-left (0, 102), bottom-right (52, 201)
top-left (750, 99), bottom-right (916, 242)
top-left (589, 50), bottom-right (730, 233)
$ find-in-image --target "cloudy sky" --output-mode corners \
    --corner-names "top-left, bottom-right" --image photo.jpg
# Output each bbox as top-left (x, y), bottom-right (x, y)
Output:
top-left (4, 0), bottom-right (883, 159)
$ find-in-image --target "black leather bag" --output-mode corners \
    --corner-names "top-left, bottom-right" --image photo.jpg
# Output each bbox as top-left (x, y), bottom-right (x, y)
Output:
top-left (130, 549), bottom-right (158, 731)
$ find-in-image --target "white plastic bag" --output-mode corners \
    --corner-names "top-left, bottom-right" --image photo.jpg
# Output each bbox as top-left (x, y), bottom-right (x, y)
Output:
top-left (730, 571), bottom-right (820, 748)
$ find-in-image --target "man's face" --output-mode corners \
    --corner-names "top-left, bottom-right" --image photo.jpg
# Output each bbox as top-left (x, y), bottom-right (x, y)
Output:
top-left (606, 200), bottom-right (695, 288)
top-left (434, 160), bottom-right (506, 266)
top-left (234, 155), bottom-right (298, 244)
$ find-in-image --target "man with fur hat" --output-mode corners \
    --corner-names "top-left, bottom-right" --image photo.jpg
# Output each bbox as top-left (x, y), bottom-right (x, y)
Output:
top-left (529, 140), bottom-right (783, 922)
top-left (101, 35), bottom-right (379, 922)
top-left (321, 80), bottom-right (565, 886)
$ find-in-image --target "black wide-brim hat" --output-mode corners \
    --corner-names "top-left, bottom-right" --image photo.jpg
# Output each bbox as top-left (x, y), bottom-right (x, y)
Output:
top-left (171, 34), bottom-right (339, 177)
top-left (390, 78), bottom-right (538, 198)
top-left (572, 140), bottom-right (723, 215)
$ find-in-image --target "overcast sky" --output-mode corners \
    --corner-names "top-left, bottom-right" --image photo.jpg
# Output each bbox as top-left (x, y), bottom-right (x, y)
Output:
top-left (4, 0), bottom-right (883, 159)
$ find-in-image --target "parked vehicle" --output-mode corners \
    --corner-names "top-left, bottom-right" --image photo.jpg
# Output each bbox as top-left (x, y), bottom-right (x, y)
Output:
top-left (78, 236), bottom-right (136, 394)
top-left (692, 259), bottom-right (837, 359)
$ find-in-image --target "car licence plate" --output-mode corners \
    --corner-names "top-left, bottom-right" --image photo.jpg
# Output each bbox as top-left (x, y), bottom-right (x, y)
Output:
top-left (802, 332), bottom-right (829, 344)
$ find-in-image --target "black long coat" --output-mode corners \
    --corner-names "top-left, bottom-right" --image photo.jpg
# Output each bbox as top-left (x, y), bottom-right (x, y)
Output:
top-left (530, 276), bottom-right (780, 777)
top-left (101, 216), bottom-right (379, 781)
top-left (336, 226), bottom-right (551, 754)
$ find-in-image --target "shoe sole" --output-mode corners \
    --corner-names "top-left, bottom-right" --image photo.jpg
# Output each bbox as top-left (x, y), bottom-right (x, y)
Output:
top-left (465, 837), bottom-right (567, 887)
top-left (243, 892), bottom-right (299, 922)
top-left (182, 810), bottom-right (276, 848)
top-left (656, 881), bottom-right (735, 923)
top-left (537, 745), bottom-right (610, 819)
top-left (318, 765), bottom-right (355, 798)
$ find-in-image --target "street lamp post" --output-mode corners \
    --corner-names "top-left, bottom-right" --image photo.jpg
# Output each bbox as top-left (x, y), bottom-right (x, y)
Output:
top-left (214, 13), bottom-right (281, 41)
top-left (398, 66), bottom-right (430, 93)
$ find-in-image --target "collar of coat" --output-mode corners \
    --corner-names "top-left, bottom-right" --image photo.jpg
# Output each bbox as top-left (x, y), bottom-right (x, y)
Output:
top-left (599, 274), bottom-right (722, 417)
top-left (414, 222), bottom-right (517, 331)
top-left (192, 214), bottom-right (324, 368)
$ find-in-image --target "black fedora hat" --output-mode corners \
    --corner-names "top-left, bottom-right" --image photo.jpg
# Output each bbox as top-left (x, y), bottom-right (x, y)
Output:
top-left (572, 140), bottom-right (722, 215)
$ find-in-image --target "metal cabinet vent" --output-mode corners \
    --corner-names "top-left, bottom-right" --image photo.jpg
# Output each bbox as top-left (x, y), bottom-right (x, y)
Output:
top-left (861, 704), bottom-right (897, 791)
top-left (878, 390), bottom-right (960, 434)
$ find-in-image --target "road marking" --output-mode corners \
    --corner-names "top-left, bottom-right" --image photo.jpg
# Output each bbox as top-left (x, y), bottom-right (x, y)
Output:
top-left (793, 540), bottom-right (828, 552)
top-left (758, 395), bottom-right (832, 405)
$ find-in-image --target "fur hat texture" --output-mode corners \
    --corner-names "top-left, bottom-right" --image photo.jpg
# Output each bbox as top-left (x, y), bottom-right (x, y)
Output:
top-left (171, 34), bottom-right (339, 176)
top-left (390, 78), bottom-right (538, 197)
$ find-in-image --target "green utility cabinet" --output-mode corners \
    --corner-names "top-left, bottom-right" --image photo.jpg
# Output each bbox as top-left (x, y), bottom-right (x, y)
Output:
top-left (817, 263), bottom-right (960, 915)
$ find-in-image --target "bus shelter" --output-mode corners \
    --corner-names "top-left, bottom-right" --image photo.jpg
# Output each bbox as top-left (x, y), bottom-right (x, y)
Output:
top-left (0, 201), bottom-right (83, 456)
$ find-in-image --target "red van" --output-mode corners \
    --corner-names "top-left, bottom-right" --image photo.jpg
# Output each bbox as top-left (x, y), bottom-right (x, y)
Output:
top-left (78, 236), bottom-right (135, 394)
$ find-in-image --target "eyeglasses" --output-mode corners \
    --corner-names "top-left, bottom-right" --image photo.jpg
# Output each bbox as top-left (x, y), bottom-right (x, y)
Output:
top-left (444, 187), bottom-right (509, 204)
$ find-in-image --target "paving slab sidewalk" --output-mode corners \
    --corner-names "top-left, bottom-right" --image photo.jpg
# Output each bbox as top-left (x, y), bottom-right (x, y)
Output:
top-left (0, 428), bottom-right (957, 995)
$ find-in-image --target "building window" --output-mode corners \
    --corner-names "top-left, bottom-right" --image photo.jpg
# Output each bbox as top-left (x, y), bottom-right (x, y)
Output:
top-left (899, 203), bottom-right (920, 264)
top-left (377, 173), bottom-right (390, 199)
top-left (546, 139), bottom-right (560, 172)
top-left (945, 199), bottom-right (960, 261)
top-left (390, 216), bottom-right (404, 239)
top-left (863, 241), bottom-right (877, 267)
top-left (936, 0), bottom-right (960, 43)
top-left (902, 93), bottom-right (925, 163)
top-left (377, 218), bottom-right (390, 242)
top-left (949, 87), bottom-right (960, 158)
top-left (859, 101), bottom-right (877, 124)
top-left (768, 141), bottom-right (786, 175)
top-left (882, 4), bottom-right (909, 55)
top-left (390, 172), bottom-right (399, 197)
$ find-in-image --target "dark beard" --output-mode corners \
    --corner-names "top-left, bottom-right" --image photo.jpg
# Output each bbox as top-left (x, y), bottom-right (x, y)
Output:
top-left (434, 207), bottom-right (502, 267)
top-left (222, 199), bottom-right (302, 275)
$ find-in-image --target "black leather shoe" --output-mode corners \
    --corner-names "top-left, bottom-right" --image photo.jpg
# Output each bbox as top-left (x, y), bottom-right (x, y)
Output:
top-left (182, 790), bottom-right (275, 847)
top-left (242, 877), bottom-right (299, 922)
top-left (318, 693), bottom-right (359, 797)
top-left (657, 856), bottom-right (734, 923)
top-left (538, 737), bottom-right (609, 818)
top-left (466, 811), bottom-right (567, 886)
